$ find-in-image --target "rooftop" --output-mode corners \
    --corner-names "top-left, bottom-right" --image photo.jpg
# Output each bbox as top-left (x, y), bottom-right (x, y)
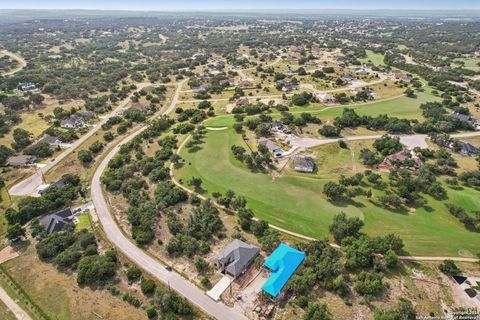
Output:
top-left (261, 243), bottom-right (305, 297)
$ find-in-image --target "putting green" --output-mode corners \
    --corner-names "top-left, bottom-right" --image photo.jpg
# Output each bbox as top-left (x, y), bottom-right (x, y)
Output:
top-left (175, 129), bottom-right (480, 257)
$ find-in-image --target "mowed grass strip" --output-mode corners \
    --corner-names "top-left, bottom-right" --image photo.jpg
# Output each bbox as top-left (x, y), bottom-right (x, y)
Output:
top-left (205, 89), bottom-right (438, 128)
top-left (175, 129), bottom-right (480, 257)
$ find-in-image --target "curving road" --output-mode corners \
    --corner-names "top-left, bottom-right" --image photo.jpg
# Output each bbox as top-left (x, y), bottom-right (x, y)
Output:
top-left (1, 50), bottom-right (27, 76)
top-left (9, 82), bottom-right (172, 197)
top-left (91, 79), bottom-right (247, 320)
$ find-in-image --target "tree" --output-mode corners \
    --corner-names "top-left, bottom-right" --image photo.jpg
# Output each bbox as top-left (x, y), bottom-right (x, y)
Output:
top-left (77, 150), bottom-right (93, 164)
top-left (329, 212), bottom-right (364, 243)
top-left (141, 278), bottom-right (157, 295)
top-left (77, 253), bottom-right (117, 286)
top-left (374, 298), bottom-right (416, 320)
top-left (194, 256), bottom-right (210, 274)
top-left (354, 271), bottom-right (385, 296)
top-left (12, 128), bottom-right (32, 151)
top-left (318, 125), bottom-right (341, 137)
top-left (188, 177), bottom-right (202, 189)
top-left (323, 182), bottom-right (347, 200)
top-left (304, 302), bottom-right (332, 320)
top-left (6, 224), bottom-right (25, 241)
top-left (29, 93), bottom-right (45, 106)
top-left (373, 135), bottom-right (403, 156)
top-left (0, 145), bottom-right (14, 166)
top-left (126, 266), bottom-right (142, 283)
top-left (404, 88), bottom-right (416, 98)
top-left (439, 259), bottom-right (460, 276)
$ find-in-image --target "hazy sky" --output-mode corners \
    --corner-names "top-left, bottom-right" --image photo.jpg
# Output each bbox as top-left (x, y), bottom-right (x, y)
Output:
top-left (0, 0), bottom-right (479, 11)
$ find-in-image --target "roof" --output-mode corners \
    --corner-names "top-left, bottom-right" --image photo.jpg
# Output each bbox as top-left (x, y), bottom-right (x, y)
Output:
top-left (38, 135), bottom-right (60, 145)
top-left (450, 112), bottom-right (475, 123)
top-left (39, 209), bottom-right (73, 234)
top-left (258, 138), bottom-right (281, 153)
top-left (262, 243), bottom-right (306, 297)
top-left (214, 240), bottom-right (259, 277)
top-left (7, 155), bottom-right (36, 166)
top-left (293, 156), bottom-right (315, 172)
top-left (456, 141), bottom-right (479, 154)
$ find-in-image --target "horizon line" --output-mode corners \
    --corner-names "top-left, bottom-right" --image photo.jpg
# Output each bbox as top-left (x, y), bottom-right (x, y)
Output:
top-left (1, 8), bottom-right (480, 13)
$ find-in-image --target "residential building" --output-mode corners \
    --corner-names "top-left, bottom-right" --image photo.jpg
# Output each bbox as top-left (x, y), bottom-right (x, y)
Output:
top-left (453, 141), bottom-right (480, 156)
top-left (258, 138), bottom-right (284, 158)
top-left (213, 239), bottom-right (260, 279)
top-left (60, 115), bottom-right (85, 129)
top-left (37, 135), bottom-right (62, 148)
top-left (7, 155), bottom-right (37, 167)
top-left (39, 209), bottom-right (74, 234)
top-left (261, 243), bottom-right (306, 298)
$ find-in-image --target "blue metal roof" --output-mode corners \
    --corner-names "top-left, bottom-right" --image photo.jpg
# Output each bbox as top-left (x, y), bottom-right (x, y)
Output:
top-left (261, 243), bottom-right (306, 297)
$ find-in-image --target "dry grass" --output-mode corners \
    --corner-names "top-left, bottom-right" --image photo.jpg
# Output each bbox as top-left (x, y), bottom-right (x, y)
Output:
top-left (2, 245), bottom-right (145, 320)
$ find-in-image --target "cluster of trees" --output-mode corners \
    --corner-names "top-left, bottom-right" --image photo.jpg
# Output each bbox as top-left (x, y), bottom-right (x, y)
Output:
top-left (36, 227), bottom-right (118, 286)
top-left (333, 108), bottom-right (412, 134)
top-left (101, 117), bottom-right (174, 245)
top-left (231, 144), bottom-right (271, 172)
top-left (166, 201), bottom-right (223, 257)
top-left (6, 174), bottom-right (81, 226)
top-left (291, 92), bottom-right (314, 106)
top-left (445, 204), bottom-right (480, 232)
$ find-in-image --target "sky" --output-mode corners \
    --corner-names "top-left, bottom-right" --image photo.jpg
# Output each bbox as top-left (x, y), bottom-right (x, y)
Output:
top-left (0, 0), bottom-right (479, 11)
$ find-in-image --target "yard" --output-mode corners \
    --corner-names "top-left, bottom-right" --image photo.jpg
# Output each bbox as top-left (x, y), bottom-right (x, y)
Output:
top-left (1, 245), bottom-right (145, 320)
top-left (174, 128), bottom-right (480, 257)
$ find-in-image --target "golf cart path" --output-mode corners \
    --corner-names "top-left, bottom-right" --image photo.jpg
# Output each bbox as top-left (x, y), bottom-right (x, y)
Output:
top-left (170, 133), bottom-right (479, 263)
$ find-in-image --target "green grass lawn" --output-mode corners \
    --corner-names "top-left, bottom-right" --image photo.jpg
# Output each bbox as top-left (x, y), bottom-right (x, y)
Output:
top-left (75, 213), bottom-right (92, 231)
top-left (359, 50), bottom-right (385, 65)
top-left (175, 129), bottom-right (480, 257)
top-left (453, 58), bottom-right (480, 71)
top-left (205, 88), bottom-right (439, 128)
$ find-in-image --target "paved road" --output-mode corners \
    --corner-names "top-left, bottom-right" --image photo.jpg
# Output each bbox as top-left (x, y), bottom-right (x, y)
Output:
top-left (1, 50), bottom-right (27, 76)
top-left (91, 80), bottom-right (247, 320)
top-left (290, 131), bottom-right (480, 149)
top-left (9, 82), bottom-right (171, 197)
top-left (0, 285), bottom-right (31, 320)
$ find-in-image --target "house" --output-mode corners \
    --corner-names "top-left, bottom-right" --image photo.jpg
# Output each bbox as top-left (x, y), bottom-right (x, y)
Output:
top-left (60, 115), bottom-right (85, 129)
top-left (316, 93), bottom-right (336, 104)
top-left (261, 243), bottom-right (306, 298)
top-left (39, 209), bottom-right (74, 234)
top-left (281, 84), bottom-right (300, 92)
top-left (19, 82), bottom-right (37, 91)
top-left (258, 138), bottom-right (284, 158)
top-left (453, 141), bottom-right (480, 156)
top-left (381, 149), bottom-right (423, 170)
top-left (235, 97), bottom-right (249, 107)
top-left (355, 68), bottom-right (370, 75)
top-left (293, 156), bottom-right (315, 173)
top-left (340, 76), bottom-right (356, 84)
top-left (334, 55), bottom-right (346, 62)
top-left (7, 155), bottom-right (37, 167)
top-left (47, 54), bottom-right (62, 60)
top-left (367, 91), bottom-right (378, 100)
top-left (37, 135), bottom-right (62, 148)
top-left (39, 178), bottom-right (67, 195)
top-left (213, 239), bottom-right (260, 279)
top-left (394, 73), bottom-right (412, 83)
top-left (239, 80), bottom-right (253, 89)
top-left (449, 112), bottom-right (479, 127)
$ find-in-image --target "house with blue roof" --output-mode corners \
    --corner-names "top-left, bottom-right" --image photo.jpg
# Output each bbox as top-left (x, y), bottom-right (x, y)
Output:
top-left (261, 243), bottom-right (306, 297)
